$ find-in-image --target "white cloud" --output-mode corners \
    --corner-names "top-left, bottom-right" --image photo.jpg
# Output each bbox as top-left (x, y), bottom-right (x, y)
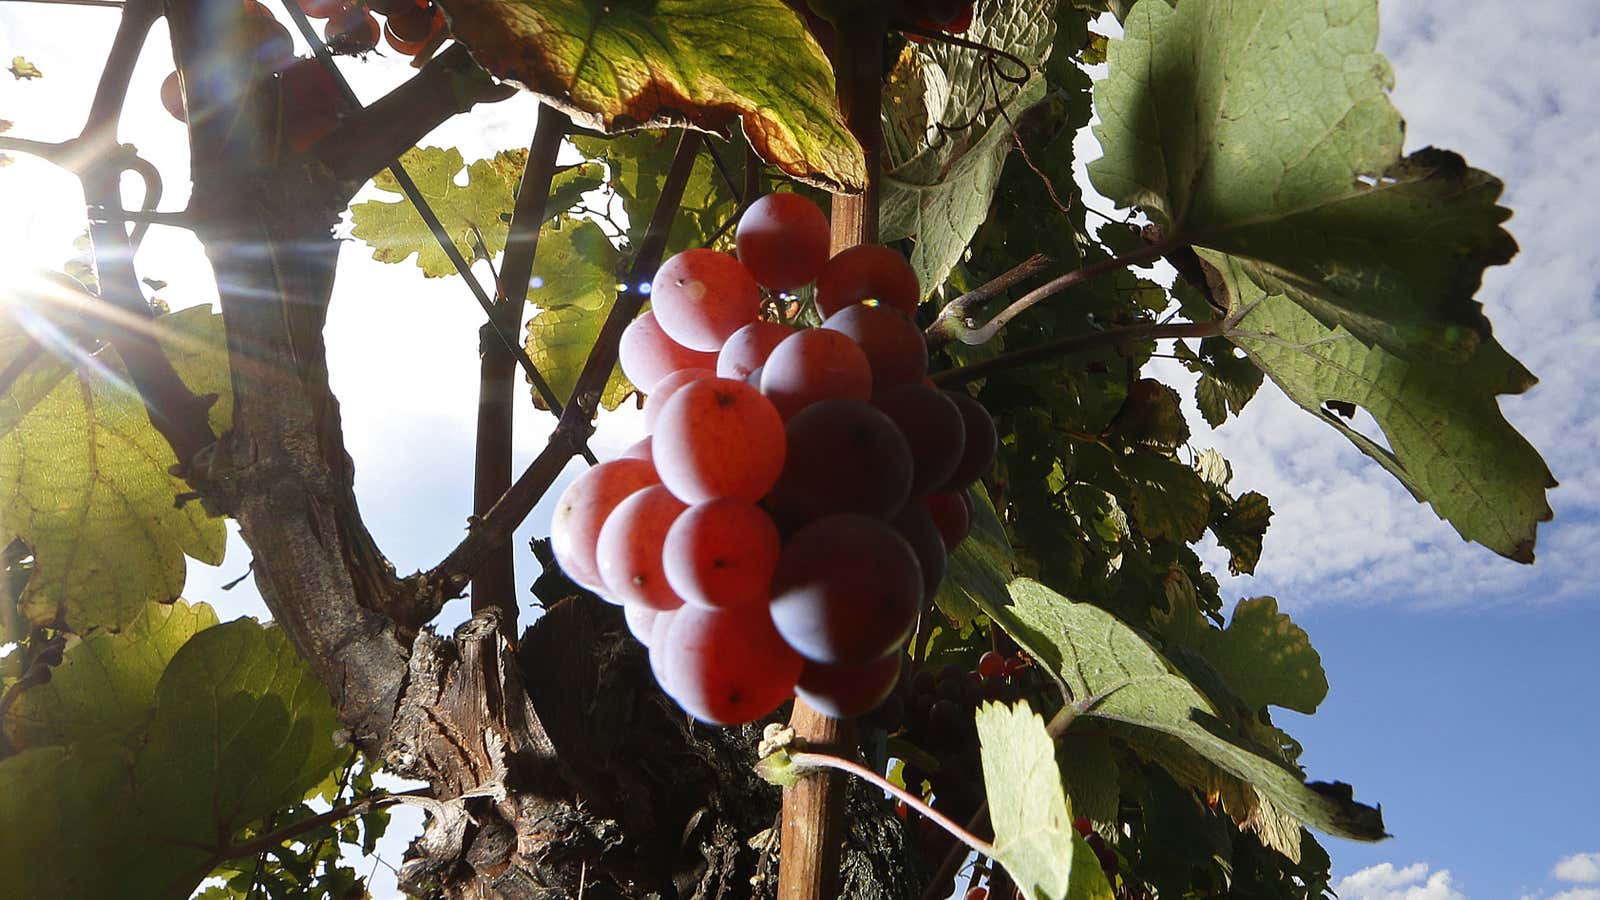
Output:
top-left (1555, 853), bottom-right (1600, 884)
top-left (1551, 891), bottom-right (1600, 900)
top-left (1336, 862), bottom-right (1468, 900)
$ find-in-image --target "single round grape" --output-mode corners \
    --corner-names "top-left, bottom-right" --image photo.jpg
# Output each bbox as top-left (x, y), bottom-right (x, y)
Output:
top-left (619, 435), bottom-right (653, 463)
top-left (813, 244), bottom-right (921, 319)
top-left (642, 367), bottom-right (715, 429)
top-left (872, 383), bottom-right (965, 496)
top-left (625, 601), bottom-right (663, 647)
top-left (923, 491), bottom-right (972, 551)
top-left (977, 650), bottom-right (1006, 680)
top-left (716, 321), bottom-right (792, 381)
top-left (735, 192), bottom-right (831, 290)
top-left (893, 501), bottom-right (948, 602)
top-left (160, 72), bottom-right (185, 122)
top-left (653, 378), bottom-right (787, 503)
top-left (795, 652), bottom-right (903, 718)
top-left (941, 390), bottom-right (997, 490)
top-left (325, 7), bottom-right (379, 53)
top-left (646, 608), bottom-right (681, 691)
top-left (821, 303), bottom-right (927, 389)
top-left (384, 0), bottom-right (434, 39)
top-left (760, 328), bottom-right (872, 419)
top-left (662, 499), bottom-right (781, 609)
top-left (657, 604), bottom-right (803, 725)
top-left (298, 0), bottom-right (349, 18)
top-left (769, 514), bottom-right (922, 665)
top-left (595, 485), bottom-right (689, 611)
top-left (549, 459), bottom-right (659, 592)
top-left (765, 399), bottom-right (914, 527)
top-left (619, 311), bottom-right (718, 392)
top-left (650, 249), bottom-right (761, 352)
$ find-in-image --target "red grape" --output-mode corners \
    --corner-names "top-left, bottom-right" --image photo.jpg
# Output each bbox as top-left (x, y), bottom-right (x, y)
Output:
top-left (872, 383), bottom-right (965, 496)
top-left (765, 399), bottom-right (914, 526)
top-left (653, 378), bottom-right (787, 504)
top-left (160, 72), bottom-right (185, 122)
top-left (657, 604), bottom-right (803, 725)
top-left (769, 514), bottom-right (922, 664)
top-left (384, 0), bottom-right (434, 39)
top-left (941, 390), bottom-right (997, 490)
top-left (595, 485), bottom-right (689, 611)
top-left (619, 435), bottom-right (653, 463)
top-left (619, 310), bottom-right (717, 392)
top-left (716, 320), bottom-right (791, 381)
top-left (549, 458), bottom-right (659, 592)
top-left (298, 0), bottom-right (350, 19)
top-left (735, 192), bottom-right (830, 291)
top-left (893, 501), bottom-right (948, 602)
top-left (964, 887), bottom-right (989, 900)
top-left (325, 7), bottom-right (380, 53)
top-left (625, 601), bottom-right (662, 647)
top-left (649, 249), bottom-right (761, 352)
top-left (814, 244), bottom-right (921, 319)
top-left (277, 58), bottom-right (341, 151)
top-left (383, 20), bottom-right (427, 54)
top-left (760, 328), bottom-right (872, 419)
top-left (821, 302), bottom-right (927, 390)
top-left (647, 608), bottom-right (681, 690)
top-left (642, 367), bottom-right (715, 429)
top-left (662, 499), bottom-right (781, 609)
top-left (977, 650), bottom-right (1006, 680)
top-left (363, 0), bottom-right (419, 13)
top-left (923, 491), bottom-right (971, 551)
top-left (795, 652), bottom-right (902, 718)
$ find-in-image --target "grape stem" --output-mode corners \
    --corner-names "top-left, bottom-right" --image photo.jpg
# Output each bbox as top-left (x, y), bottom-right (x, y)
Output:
top-left (930, 320), bottom-right (1224, 387)
top-left (787, 751), bottom-right (997, 858)
top-left (926, 238), bottom-right (1185, 347)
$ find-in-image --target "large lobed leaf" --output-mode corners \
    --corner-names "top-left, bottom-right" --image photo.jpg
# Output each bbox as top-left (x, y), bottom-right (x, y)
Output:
top-left (977, 700), bottom-right (1115, 900)
top-left (438, 0), bottom-right (865, 191)
top-left (0, 302), bottom-right (231, 637)
top-left (986, 579), bottom-right (1385, 856)
top-left (880, 0), bottom-right (1057, 295)
top-left (349, 146), bottom-right (603, 277)
top-left (1210, 251), bottom-right (1554, 561)
top-left (1089, 0), bottom-right (1516, 363)
top-left (0, 602), bottom-right (345, 900)
top-left (522, 219), bottom-right (634, 411)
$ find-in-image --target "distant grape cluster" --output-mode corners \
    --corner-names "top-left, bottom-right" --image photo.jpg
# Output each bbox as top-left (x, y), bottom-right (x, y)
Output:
top-left (551, 192), bottom-right (996, 726)
top-left (158, 0), bottom-right (447, 150)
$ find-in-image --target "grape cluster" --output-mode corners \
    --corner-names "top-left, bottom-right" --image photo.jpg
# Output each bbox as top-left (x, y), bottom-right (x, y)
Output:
top-left (158, 0), bottom-right (447, 151)
top-left (550, 192), bottom-right (996, 727)
top-left (873, 652), bottom-right (1031, 854)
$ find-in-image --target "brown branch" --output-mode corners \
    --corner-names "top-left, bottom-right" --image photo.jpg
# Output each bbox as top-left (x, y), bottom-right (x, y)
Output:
top-left (470, 105), bottom-right (571, 630)
top-left (925, 253), bottom-right (1052, 348)
top-left (313, 44), bottom-right (517, 185)
top-left (425, 129), bottom-right (705, 600)
top-left (927, 239), bottom-right (1182, 347)
top-left (931, 320), bottom-right (1223, 387)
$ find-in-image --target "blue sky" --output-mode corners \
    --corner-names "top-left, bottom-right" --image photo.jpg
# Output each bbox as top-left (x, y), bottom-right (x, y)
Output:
top-left (2, 2), bottom-right (1596, 898)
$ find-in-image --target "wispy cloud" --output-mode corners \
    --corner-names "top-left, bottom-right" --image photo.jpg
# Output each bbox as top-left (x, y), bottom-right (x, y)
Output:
top-left (1336, 862), bottom-right (1468, 900)
top-left (1555, 852), bottom-right (1600, 884)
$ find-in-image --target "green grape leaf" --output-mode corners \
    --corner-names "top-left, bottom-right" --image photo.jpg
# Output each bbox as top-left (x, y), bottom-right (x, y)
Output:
top-left (1211, 251), bottom-right (1554, 561)
top-left (1176, 337), bottom-right (1264, 428)
top-left (987, 579), bottom-right (1385, 848)
top-left (1117, 451), bottom-right (1209, 545)
top-left (1058, 732), bottom-right (1120, 825)
top-left (0, 303), bottom-right (231, 636)
top-left (439, 0), bottom-right (865, 191)
top-left (1088, 0), bottom-right (1516, 362)
top-left (880, 0), bottom-right (1056, 295)
top-left (572, 131), bottom-right (742, 255)
top-left (8, 56), bottom-right (43, 80)
top-left (0, 615), bottom-right (344, 900)
top-left (1208, 597), bottom-right (1326, 715)
top-left (934, 482), bottom-right (1015, 627)
top-left (523, 220), bottom-right (633, 410)
top-left (4, 600), bottom-right (219, 749)
top-left (1106, 379), bottom-right (1188, 451)
top-left (977, 700), bottom-right (1115, 900)
top-left (350, 147), bottom-right (603, 277)
top-left (1209, 489), bottom-right (1271, 575)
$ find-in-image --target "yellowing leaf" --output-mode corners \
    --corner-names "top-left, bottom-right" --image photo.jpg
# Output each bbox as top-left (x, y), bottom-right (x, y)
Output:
top-left (0, 303), bottom-right (231, 636)
top-left (523, 220), bottom-right (633, 411)
top-left (439, 0), bottom-right (864, 191)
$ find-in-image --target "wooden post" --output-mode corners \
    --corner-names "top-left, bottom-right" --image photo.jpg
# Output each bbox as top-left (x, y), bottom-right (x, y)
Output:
top-left (776, 13), bottom-right (885, 899)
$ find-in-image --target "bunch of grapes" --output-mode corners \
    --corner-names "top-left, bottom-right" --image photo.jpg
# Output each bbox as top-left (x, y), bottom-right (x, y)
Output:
top-left (873, 651), bottom-right (1032, 857)
top-left (159, 0), bottom-right (446, 150)
top-left (549, 192), bottom-right (996, 727)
